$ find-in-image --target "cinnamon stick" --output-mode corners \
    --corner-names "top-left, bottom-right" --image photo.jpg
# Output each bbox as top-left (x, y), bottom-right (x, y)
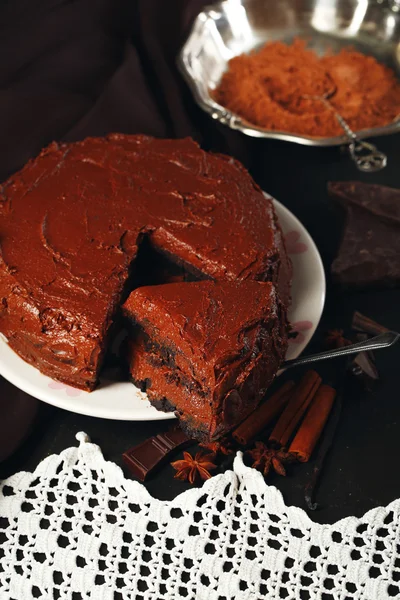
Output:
top-left (232, 380), bottom-right (295, 445)
top-left (352, 311), bottom-right (389, 336)
top-left (288, 384), bottom-right (336, 462)
top-left (304, 385), bottom-right (344, 511)
top-left (269, 370), bottom-right (321, 447)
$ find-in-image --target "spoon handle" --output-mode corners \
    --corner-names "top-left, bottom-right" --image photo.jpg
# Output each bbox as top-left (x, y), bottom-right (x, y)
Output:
top-left (283, 331), bottom-right (399, 369)
top-left (304, 94), bottom-right (387, 173)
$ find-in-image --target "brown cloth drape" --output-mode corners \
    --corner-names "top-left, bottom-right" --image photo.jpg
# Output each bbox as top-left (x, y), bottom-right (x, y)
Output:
top-left (0, 0), bottom-right (250, 182)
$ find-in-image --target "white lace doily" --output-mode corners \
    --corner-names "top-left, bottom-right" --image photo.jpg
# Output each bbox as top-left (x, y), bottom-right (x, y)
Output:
top-left (0, 432), bottom-right (399, 600)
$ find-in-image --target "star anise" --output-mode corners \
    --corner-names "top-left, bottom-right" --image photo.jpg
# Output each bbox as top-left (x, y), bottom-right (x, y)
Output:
top-left (247, 442), bottom-right (296, 477)
top-left (324, 329), bottom-right (352, 349)
top-left (171, 451), bottom-right (217, 484)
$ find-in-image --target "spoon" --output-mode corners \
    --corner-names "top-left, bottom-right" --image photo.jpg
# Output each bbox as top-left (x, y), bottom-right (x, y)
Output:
top-left (283, 331), bottom-right (399, 369)
top-left (303, 92), bottom-right (387, 172)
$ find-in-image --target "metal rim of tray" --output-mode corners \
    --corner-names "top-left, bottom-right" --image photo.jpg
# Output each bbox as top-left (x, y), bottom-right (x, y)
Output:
top-left (178, 3), bottom-right (400, 147)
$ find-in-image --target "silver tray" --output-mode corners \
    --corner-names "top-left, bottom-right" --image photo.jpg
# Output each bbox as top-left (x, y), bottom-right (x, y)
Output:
top-left (179, 0), bottom-right (400, 146)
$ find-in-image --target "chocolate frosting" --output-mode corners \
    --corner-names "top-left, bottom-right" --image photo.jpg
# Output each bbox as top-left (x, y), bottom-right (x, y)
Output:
top-left (123, 280), bottom-right (287, 440)
top-left (0, 134), bottom-right (291, 389)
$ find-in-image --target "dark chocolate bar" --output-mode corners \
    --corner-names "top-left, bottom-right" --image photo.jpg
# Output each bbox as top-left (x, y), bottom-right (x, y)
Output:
top-left (122, 428), bottom-right (192, 481)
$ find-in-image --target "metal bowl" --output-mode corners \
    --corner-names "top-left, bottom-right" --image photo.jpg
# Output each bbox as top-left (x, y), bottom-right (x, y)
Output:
top-left (179, 0), bottom-right (400, 146)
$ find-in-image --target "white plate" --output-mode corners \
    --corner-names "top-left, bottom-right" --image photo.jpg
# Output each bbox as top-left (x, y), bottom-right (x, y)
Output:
top-left (0, 198), bottom-right (325, 421)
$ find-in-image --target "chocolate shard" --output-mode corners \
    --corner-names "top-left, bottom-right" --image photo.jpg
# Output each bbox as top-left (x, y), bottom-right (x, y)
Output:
top-left (122, 428), bottom-right (192, 481)
top-left (329, 181), bottom-right (400, 289)
top-left (329, 181), bottom-right (400, 225)
top-left (348, 333), bottom-right (379, 389)
top-left (352, 311), bottom-right (389, 336)
top-left (350, 352), bottom-right (379, 381)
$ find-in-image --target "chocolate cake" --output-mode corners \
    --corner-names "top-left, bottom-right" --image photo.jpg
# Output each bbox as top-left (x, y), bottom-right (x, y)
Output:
top-left (123, 280), bottom-right (287, 441)
top-left (0, 133), bottom-right (291, 437)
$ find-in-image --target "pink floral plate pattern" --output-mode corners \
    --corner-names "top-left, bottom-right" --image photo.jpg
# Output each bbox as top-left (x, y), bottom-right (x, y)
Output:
top-left (289, 320), bottom-right (314, 345)
top-left (48, 381), bottom-right (83, 397)
top-left (284, 230), bottom-right (308, 255)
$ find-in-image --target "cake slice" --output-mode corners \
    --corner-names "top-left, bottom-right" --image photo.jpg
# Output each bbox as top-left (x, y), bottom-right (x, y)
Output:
top-left (122, 280), bottom-right (288, 441)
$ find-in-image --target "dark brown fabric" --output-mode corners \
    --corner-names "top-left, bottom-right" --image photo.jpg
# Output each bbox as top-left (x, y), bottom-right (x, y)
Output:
top-left (0, 0), bottom-right (249, 182)
top-left (0, 0), bottom-right (252, 460)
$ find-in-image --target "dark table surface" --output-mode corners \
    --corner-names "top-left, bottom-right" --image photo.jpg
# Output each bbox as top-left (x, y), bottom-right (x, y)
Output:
top-left (1, 131), bottom-right (399, 525)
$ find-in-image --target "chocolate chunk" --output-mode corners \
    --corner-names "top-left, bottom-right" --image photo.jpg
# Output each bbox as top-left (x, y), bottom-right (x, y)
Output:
top-left (329, 182), bottom-right (400, 289)
top-left (348, 333), bottom-right (380, 389)
top-left (350, 352), bottom-right (379, 381)
top-left (122, 428), bottom-right (192, 481)
top-left (352, 311), bottom-right (389, 336)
